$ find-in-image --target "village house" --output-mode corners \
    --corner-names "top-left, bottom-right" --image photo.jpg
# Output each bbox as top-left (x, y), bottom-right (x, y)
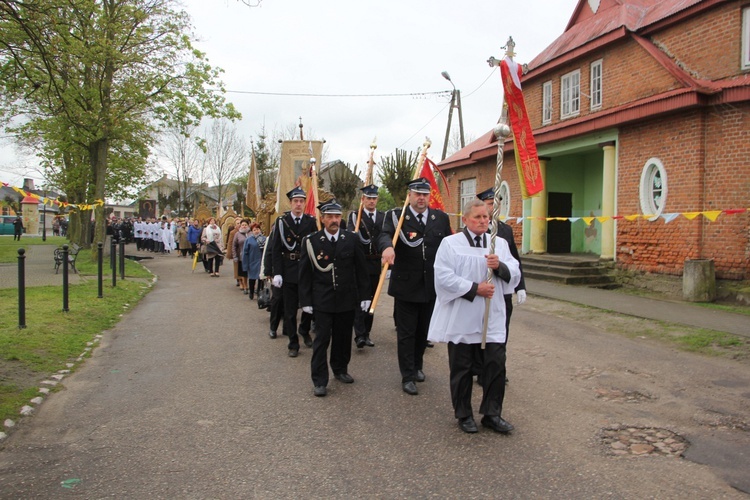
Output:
top-left (439, 0), bottom-right (749, 282)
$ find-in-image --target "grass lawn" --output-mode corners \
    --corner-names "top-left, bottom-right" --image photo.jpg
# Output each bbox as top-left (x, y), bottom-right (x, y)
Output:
top-left (0, 250), bottom-right (152, 424)
top-left (0, 236), bottom-right (68, 263)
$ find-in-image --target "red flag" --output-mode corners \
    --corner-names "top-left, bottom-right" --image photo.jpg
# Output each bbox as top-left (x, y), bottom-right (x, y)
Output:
top-left (500, 57), bottom-right (544, 198)
top-left (419, 158), bottom-right (447, 211)
top-left (304, 187), bottom-right (317, 216)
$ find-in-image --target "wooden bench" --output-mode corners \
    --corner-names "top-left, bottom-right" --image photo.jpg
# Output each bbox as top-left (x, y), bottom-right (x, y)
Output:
top-left (54, 244), bottom-right (81, 274)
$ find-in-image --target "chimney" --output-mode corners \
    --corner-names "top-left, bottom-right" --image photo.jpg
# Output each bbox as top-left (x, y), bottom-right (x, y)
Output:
top-left (23, 178), bottom-right (35, 191)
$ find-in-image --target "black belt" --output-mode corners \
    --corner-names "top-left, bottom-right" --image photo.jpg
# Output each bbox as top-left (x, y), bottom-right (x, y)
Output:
top-left (283, 252), bottom-right (301, 261)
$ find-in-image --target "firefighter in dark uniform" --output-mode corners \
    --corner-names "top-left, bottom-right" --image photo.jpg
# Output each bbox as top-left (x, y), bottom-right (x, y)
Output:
top-left (378, 177), bottom-right (452, 395)
top-left (299, 200), bottom-right (370, 397)
top-left (346, 184), bottom-right (384, 348)
top-left (271, 187), bottom-right (317, 357)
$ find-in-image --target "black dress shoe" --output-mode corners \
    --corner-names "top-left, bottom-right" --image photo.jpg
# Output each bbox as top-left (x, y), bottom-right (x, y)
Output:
top-left (415, 370), bottom-right (425, 382)
top-left (364, 338), bottom-right (375, 347)
top-left (458, 416), bottom-right (478, 434)
top-left (355, 337), bottom-right (366, 349)
top-left (425, 341), bottom-right (434, 348)
top-left (302, 333), bottom-right (313, 348)
top-left (313, 386), bottom-right (327, 397)
top-left (334, 373), bottom-right (354, 384)
top-left (402, 381), bottom-right (418, 395)
top-left (288, 349), bottom-right (299, 358)
top-left (481, 415), bottom-right (514, 434)
top-left (268, 330), bottom-right (277, 339)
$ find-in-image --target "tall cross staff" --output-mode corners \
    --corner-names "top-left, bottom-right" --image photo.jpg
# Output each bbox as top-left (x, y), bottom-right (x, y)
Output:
top-left (482, 38), bottom-right (515, 349)
top-left (309, 155), bottom-right (322, 230)
top-left (353, 139), bottom-right (377, 233)
top-left (368, 138), bottom-right (431, 315)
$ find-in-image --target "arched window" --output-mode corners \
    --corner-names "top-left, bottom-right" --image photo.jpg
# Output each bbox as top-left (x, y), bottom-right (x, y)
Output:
top-left (639, 158), bottom-right (667, 221)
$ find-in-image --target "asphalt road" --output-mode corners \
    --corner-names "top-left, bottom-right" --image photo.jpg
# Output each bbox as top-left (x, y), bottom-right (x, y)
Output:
top-left (0, 253), bottom-right (748, 498)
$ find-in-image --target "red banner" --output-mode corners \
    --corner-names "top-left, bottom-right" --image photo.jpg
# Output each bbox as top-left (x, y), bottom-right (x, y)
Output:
top-left (419, 158), bottom-right (448, 211)
top-left (500, 57), bottom-right (544, 198)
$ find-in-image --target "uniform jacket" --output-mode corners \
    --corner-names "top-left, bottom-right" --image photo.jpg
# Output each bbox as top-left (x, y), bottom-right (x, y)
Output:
top-left (347, 209), bottom-right (385, 276)
top-left (270, 212), bottom-right (318, 284)
top-left (298, 229), bottom-right (370, 313)
top-left (489, 221), bottom-right (526, 293)
top-left (377, 207), bottom-right (452, 303)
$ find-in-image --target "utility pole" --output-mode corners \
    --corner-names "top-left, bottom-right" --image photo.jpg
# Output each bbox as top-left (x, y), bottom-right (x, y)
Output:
top-left (441, 71), bottom-right (465, 161)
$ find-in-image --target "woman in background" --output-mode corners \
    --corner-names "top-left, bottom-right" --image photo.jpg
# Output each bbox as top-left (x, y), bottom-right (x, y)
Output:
top-left (242, 222), bottom-right (264, 300)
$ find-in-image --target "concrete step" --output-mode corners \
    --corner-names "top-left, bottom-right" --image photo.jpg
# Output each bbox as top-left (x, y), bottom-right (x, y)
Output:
top-left (523, 269), bottom-right (616, 286)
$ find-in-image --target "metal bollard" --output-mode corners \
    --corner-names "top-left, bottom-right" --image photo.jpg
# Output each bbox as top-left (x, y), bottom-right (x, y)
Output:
top-left (17, 248), bottom-right (26, 329)
top-left (111, 239), bottom-right (117, 287)
top-left (97, 242), bottom-right (103, 298)
top-left (119, 241), bottom-right (125, 280)
top-left (62, 244), bottom-right (69, 312)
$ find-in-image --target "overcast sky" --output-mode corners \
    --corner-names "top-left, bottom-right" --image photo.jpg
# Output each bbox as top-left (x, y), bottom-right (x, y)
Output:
top-left (0, 0), bottom-right (578, 189)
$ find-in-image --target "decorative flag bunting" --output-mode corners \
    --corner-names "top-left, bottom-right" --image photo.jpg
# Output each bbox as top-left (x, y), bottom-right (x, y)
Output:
top-left (442, 208), bottom-right (748, 223)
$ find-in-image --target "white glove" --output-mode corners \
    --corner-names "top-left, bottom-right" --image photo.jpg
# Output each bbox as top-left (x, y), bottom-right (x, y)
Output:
top-left (516, 290), bottom-right (527, 305)
top-left (302, 306), bottom-right (313, 314)
top-left (272, 275), bottom-right (283, 288)
top-left (360, 300), bottom-right (371, 312)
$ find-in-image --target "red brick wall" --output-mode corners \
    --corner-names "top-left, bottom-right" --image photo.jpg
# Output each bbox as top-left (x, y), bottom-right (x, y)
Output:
top-left (652, 2), bottom-right (743, 80)
top-left (617, 107), bottom-right (749, 279)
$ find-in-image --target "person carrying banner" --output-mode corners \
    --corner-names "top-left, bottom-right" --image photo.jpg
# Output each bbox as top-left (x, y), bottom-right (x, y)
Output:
top-left (476, 187), bottom-right (526, 344)
top-left (271, 187), bottom-right (317, 357)
top-left (378, 177), bottom-right (452, 395)
top-left (427, 199), bottom-right (520, 434)
top-left (299, 200), bottom-right (370, 397)
top-left (347, 184), bottom-right (384, 349)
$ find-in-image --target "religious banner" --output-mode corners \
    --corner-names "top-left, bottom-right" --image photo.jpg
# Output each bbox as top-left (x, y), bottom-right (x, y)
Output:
top-left (276, 140), bottom-right (324, 214)
top-left (139, 199), bottom-right (156, 219)
top-left (500, 56), bottom-right (544, 198)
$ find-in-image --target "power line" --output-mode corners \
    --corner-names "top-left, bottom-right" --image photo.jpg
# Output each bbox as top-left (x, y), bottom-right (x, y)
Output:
top-left (225, 89), bottom-right (452, 98)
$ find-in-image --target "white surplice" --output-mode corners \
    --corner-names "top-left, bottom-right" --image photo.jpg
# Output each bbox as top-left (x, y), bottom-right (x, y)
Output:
top-left (427, 232), bottom-right (521, 345)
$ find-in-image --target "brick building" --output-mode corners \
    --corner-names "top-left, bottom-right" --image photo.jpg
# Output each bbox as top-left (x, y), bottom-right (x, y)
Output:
top-left (439, 0), bottom-right (749, 280)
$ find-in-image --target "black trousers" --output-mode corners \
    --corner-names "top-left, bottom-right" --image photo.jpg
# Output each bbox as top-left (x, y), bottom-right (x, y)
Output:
top-left (269, 285), bottom-right (284, 332)
top-left (394, 298), bottom-right (435, 383)
top-left (311, 310), bottom-right (355, 387)
top-left (448, 342), bottom-right (507, 419)
top-left (353, 273), bottom-right (379, 338)
top-left (282, 282), bottom-right (312, 350)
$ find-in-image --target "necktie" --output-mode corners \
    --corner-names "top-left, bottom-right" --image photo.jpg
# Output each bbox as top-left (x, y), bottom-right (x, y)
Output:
top-left (368, 212), bottom-right (375, 223)
top-left (474, 235), bottom-right (482, 248)
top-left (330, 236), bottom-right (336, 248)
top-left (294, 217), bottom-right (300, 229)
top-left (417, 213), bottom-right (424, 229)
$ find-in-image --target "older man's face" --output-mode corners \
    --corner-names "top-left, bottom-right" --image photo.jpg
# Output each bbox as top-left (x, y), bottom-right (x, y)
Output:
top-left (462, 204), bottom-right (490, 235)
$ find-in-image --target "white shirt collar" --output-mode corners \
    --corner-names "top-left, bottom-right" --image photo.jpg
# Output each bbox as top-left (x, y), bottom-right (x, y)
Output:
top-left (409, 206), bottom-right (429, 219)
top-left (325, 230), bottom-right (339, 241)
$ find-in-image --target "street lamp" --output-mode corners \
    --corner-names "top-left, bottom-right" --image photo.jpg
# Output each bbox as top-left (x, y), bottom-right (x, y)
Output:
top-left (441, 71), bottom-right (465, 161)
top-left (41, 186), bottom-right (46, 241)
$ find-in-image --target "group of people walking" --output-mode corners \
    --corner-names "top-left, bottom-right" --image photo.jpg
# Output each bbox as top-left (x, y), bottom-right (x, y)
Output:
top-left (173, 180), bottom-right (526, 435)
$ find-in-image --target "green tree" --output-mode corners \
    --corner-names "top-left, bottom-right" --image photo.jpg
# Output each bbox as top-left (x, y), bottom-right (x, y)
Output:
top-left (0, 0), bottom-right (239, 251)
top-left (253, 126), bottom-right (277, 198)
top-left (328, 163), bottom-right (361, 212)
top-left (378, 149), bottom-right (419, 207)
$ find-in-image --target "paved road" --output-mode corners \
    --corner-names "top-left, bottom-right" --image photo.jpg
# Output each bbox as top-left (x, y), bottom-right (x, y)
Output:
top-left (0, 252), bottom-right (748, 498)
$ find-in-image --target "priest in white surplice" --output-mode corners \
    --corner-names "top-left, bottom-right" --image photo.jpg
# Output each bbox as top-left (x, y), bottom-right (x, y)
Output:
top-left (428, 199), bottom-right (520, 434)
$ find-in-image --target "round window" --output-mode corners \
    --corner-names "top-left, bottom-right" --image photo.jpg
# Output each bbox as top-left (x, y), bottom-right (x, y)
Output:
top-left (639, 158), bottom-right (667, 221)
top-left (499, 181), bottom-right (510, 219)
